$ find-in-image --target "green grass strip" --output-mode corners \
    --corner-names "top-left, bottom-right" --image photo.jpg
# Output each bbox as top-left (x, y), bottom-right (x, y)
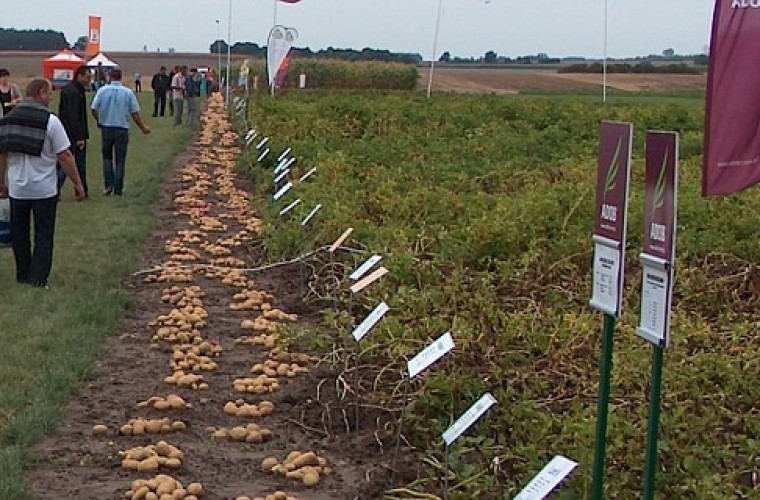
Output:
top-left (0, 93), bottom-right (192, 498)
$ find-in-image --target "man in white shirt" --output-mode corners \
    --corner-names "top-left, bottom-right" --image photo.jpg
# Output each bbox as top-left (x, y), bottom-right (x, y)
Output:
top-left (171, 66), bottom-right (187, 126)
top-left (0, 78), bottom-right (84, 288)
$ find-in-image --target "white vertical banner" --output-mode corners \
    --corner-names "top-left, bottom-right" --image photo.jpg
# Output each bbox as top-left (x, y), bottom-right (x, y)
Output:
top-left (267, 25), bottom-right (298, 89)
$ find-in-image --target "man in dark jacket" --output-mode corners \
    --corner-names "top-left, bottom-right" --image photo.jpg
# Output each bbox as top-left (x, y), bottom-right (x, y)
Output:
top-left (151, 66), bottom-right (170, 117)
top-left (57, 65), bottom-right (90, 199)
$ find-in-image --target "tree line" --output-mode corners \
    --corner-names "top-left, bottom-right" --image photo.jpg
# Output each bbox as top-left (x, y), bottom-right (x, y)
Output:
top-left (0, 28), bottom-right (69, 51)
top-left (210, 40), bottom-right (422, 64)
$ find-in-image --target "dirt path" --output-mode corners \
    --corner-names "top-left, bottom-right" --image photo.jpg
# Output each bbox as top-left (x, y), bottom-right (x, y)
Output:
top-left (29, 96), bottom-right (410, 500)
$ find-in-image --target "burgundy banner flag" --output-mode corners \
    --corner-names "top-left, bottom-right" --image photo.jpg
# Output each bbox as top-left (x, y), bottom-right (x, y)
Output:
top-left (703, 0), bottom-right (760, 196)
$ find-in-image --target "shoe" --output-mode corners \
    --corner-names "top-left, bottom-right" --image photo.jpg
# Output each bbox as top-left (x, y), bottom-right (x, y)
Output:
top-left (103, 188), bottom-right (113, 196)
top-left (31, 281), bottom-right (49, 289)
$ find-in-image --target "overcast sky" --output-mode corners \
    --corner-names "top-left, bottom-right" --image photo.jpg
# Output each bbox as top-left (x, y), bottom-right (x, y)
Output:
top-left (8, 0), bottom-right (713, 59)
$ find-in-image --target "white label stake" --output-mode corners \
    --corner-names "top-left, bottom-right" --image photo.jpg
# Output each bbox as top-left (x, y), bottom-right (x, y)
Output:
top-left (257, 148), bottom-right (270, 162)
top-left (256, 137), bottom-right (270, 150)
top-left (278, 147), bottom-right (292, 162)
top-left (278, 198), bottom-right (301, 216)
top-left (301, 204), bottom-right (323, 226)
top-left (514, 455), bottom-right (578, 500)
top-left (352, 301), bottom-right (389, 342)
top-left (350, 255), bottom-right (382, 281)
top-left (408, 332), bottom-right (455, 379)
top-left (442, 393), bottom-right (497, 446)
top-left (274, 169), bottom-right (290, 184)
top-left (273, 182), bottom-right (293, 201)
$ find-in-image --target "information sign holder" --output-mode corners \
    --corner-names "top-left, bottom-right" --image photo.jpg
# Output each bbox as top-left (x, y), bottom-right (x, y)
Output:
top-left (298, 204), bottom-right (323, 297)
top-left (513, 455), bottom-right (579, 500)
top-left (637, 131), bottom-right (678, 500)
top-left (350, 301), bottom-right (390, 433)
top-left (392, 332), bottom-right (455, 477)
top-left (328, 228), bottom-right (354, 310)
top-left (589, 122), bottom-right (633, 500)
top-left (440, 393), bottom-right (497, 499)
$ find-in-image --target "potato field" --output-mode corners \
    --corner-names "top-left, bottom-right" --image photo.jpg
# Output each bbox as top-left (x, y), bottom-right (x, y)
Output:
top-left (241, 90), bottom-right (760, 499)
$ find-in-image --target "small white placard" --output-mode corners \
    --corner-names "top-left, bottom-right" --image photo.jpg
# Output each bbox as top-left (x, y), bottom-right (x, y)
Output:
top-left (273, 182), bottom-right (293, 201)
top-left (350, 255), bottom-right (382, 281)
top-left (408, 331), bottom-right (455, 379)
top-left (299, 167), bottom-right (317, 183)
top-left (329, 227), bottom-right (354, 254)
top-left (257, 148), bottom-right (270, 162)
top-left (256, 137), bottom-right (270, 150)
top-left (513, 455), bottom-right (578, 500)
top-left (278, 198), bottom-right (301, 216)
top-left (350, 266), bottom-right (388, 294)
top-left (442, 393), bottom-right (497, 446)
top-left (285, 157), bottom-right (297, 169)
top-left (278, 147), bottom-right (292, 162)
top-left (636, 255), bottom-right (671, 347)
top-left (274, 169), bottom-right (290, 184)
top-left (245, 129), bottom-right (257, 144)
top-left (589, 238), bottom-right (622, 317)
top-left (274, 158), bottom-right (289, 174)
top-left (301, 204), bottom-right (323, 226)
top-left (352, 301), bottom-right (390, 342)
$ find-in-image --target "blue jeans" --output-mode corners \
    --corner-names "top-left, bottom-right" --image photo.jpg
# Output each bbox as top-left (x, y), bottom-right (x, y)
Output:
top-left (57, 143), bottom-right (88, 197)
top-left (101, 127), bottom-right (129, 195)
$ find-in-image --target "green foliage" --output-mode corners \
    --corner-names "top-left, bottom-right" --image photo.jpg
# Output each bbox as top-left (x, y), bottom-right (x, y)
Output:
top-left (247, 91), bottom-right (760, 498)
top-left (0, 28), bottom-right (69, 51)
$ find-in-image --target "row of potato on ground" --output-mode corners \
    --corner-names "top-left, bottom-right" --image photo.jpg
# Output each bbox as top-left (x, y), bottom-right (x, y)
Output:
top-left (92, 97), bottom-right (329, 500)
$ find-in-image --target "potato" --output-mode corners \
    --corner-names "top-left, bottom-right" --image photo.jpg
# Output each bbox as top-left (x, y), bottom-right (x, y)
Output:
top-left (172, 489), bottom-right (187, 499)
top-left (273, 493), bottom-right (288, 500)
top-left (262, 457), bottom-right (279, 471)
top-left (165, 457), bottom-right (182, 469)
top-left (137, 457), bottom-right (159, 473)
top-left (132, 486), bottom-right (150, 500)
top-left (156, 481), bottom-right (175, 496)
top-left (302, 470), bottom-right (320, 487)
top-left (186, 483), bottom-right (203, 495)
top-left (145, 493), bottom-right (158, 500)
top-left (292, 451), bottom-right (318, 468)
top-left (92, 424), bottom-right (109, 436)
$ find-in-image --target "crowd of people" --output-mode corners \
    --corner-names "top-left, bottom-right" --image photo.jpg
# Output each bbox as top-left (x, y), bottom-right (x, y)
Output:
top-left (0, 62), bottom-right (213, 288)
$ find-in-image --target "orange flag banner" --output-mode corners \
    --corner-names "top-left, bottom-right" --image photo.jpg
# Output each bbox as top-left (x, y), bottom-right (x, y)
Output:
top-left (87, 16), bottom-right (101, 57)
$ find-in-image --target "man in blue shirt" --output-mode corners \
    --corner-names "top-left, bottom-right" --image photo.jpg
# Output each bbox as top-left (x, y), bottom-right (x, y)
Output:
top-left (91, 68), bottom-right (150, 197)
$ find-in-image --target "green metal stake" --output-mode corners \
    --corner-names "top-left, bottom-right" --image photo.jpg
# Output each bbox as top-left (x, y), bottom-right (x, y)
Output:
top-left (592, 313), bottom-right (616, 500)
top-left (643, 345), bottom-right (665, 500)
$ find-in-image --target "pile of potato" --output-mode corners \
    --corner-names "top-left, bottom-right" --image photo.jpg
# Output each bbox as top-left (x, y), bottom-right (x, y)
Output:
top-left (137, 394), bottom-right (190, 411)
top-left (123, 475), bottom-right (203, 499)
top-left (223, 399), bottom-right (275, 418)
top-left (233, 375), bottom-right (279, 394)
top-left (235, 334), bottom-right (278, 348)
top-left (251, 359), bottom-right (309, 379)
top-left (240, 317), bottom-right (280, 333)
top-left (164, 370), bottom-right (208, 390)
top-left (210, 256), bottom-right (246, 268)
top-left (161, 286), bottom-right (205, 306)
top-left (231, 289), bottom-right (274, 311)
top-left (210, 422), bottom-right (274, 443)
top-left (119, 417), bottom-right (186, 436)
top-left (262, 309), bottom-right (298, 322)
top-left (235, 493), bottom-right (299, 500)
top-left (169, 342), bottom-right (222, 372)
top-left (120, 441), bottom-right (184, 471)
top-left (193, 216), bottom-right (228, 233)
top-left (261, 451), bottom-right (332, 487)
top-left (200, 242), bottom-right (232, 257)
top-left (144, 266), bottom-right (195, 284)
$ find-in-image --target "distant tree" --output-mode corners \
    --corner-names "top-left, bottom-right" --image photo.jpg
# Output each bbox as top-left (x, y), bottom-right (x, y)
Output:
top-left (0, 28), bottom-right (68, 50)
top-left (662, 48), bottom-right (675, 58)
top-left (72, 35), bottom-right (87, 51)
top-left (439, 51), bottom-right (451, 63)
top-left (210, 39), bottom-right (228, 54)
top-left (694, 54), bottom-right (708, 66)
top-left (484, 50), bottom-right (498, 64)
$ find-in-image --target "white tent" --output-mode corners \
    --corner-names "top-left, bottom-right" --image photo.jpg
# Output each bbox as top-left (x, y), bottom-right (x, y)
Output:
top-left (86, 52), bottom-right (118, 68)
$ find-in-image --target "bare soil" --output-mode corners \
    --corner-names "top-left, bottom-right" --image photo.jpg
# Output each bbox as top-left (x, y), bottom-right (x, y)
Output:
top-left (29, 98), bottom-right (419, 500)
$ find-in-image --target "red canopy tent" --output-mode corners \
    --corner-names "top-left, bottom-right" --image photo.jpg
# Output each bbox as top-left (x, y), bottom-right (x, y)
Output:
top-left (42, 49), bottom-right (85, 89)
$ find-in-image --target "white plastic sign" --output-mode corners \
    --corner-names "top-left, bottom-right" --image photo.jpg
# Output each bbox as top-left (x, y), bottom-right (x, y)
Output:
top-left (256, 137), bottom-right (270, 150)
top-left (352, 302), bottom-right (389, 342)
top-left (513, 455), bottom-right (578, 500)
top-left (300, 167), bottom-right (317, 183)
top-left (273, 182), bottom-right (293, 201)
top-left (350, 255), bottom-right (382, 281)
top-left (329, 228), bottom-right (354, 254)
top-left (408, 332), bottom-right (455, 379)
top-left (301, 204), bottom-right (323, 226)
top-left (442, 393), bottom-right (497, 446)
top-left (257, 148), bottom-right (270, 162)
top-left (278, 147), bottom-right (292, 162)
top-left (274, 169), bottom-right (290, 184)
top-left (278, 198), bottom-right (301, 216)
top-left (350, 266), bottom-right (388, 294)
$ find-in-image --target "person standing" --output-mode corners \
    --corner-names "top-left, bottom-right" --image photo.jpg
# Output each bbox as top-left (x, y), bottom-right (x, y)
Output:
top-left (91, 68), bottom-right (151, 197)
top-left (167, 66), bottom-right (178, 117)
top-left (185, 68), bottom-right (199, 126)
top-left (57, 65), bottom-right (90, 199)
top-left (133, 72), bottom-right (142, 92)
top-left (150, 66), bottom-right (170, 117)
top-left (171, 66), bottom-right (187, 127)
top-left (0, 78), bottom-right (85, 288)
top-left (0, 69), bottom-right (22, 117)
